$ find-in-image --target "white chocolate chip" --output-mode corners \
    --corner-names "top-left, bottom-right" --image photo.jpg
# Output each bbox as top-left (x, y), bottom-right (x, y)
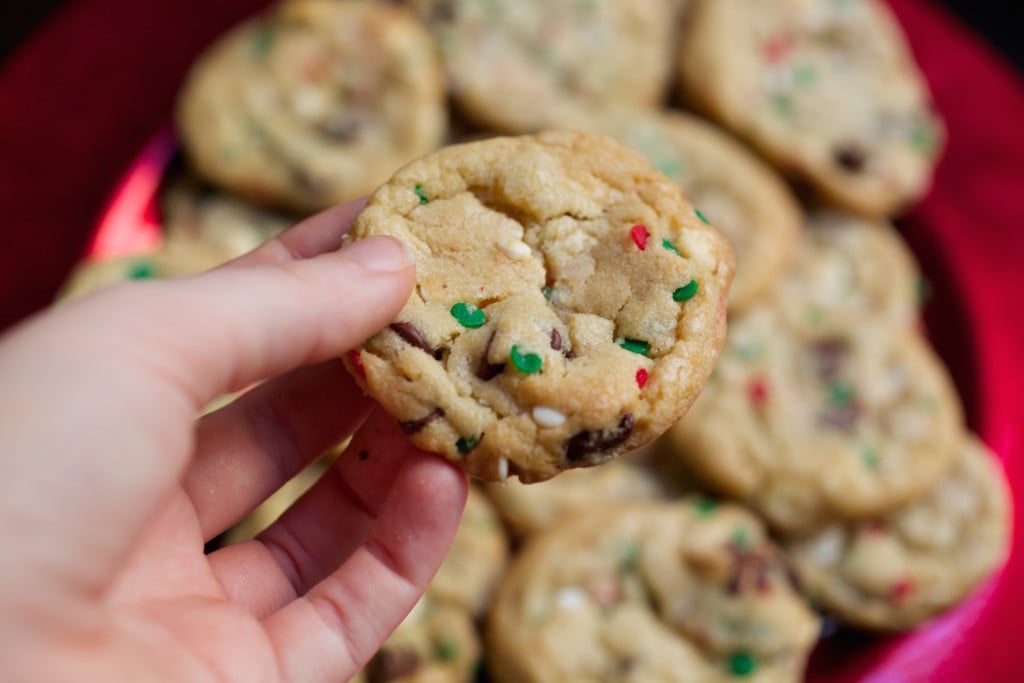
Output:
top-left (532, 406), bottom-right (567, 428)
top-left (804, 527), bottom-right (844, 567)
top-left (554, 586), bottom-right (589, 612)
top-left (499, 239), bottom-right (532, 260)
top-left (497, 457), bottom-right (509, 482)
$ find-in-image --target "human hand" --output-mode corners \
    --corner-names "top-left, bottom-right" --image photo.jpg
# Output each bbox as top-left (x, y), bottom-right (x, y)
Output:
top-left (0, 199), bottom-right (469, 682)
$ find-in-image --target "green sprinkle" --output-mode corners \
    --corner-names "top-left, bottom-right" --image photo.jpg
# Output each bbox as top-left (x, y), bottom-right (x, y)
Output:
top-left (128, 261), bottom-right (155, 280)
top-left (793, 63), bottom-right (818, 87)
top-left (619, 339), bottom-right (650, 356)
top-left (614, 539), bottom-right (643, 573)
top-left (543, 285), bottom-right (553, 300)
top-left (673, 279), bottom-right (699, 302)
top-left (456, 435), bottom-right (480, 454)
top-left (510, 345), bottom-right (543, 374)
top-left (695, 208), bottom-right (711, 225)
top-left (736, 344), bottom-right (762, 362)
top-left (770, 94), bottom-right (794, 118)
top-left (662, 238), bottom-right (681, 255)
top-left (731, 528), bottom-right (752, 549)
top-left (414, 184), bottom-right (429, 205)
top-left (910, 122), bottom-right (937, 154)
top-left (828, 381), bottom-right (854, 406)
top-left (728, 651), bottom-right (758, 677)
top-left (804, 305), bottom-right (825, 326)
top-left (250, 25), bottom-right (274, 57)
top-left (435, 639), bottom-right (459, 662)
top-left (695, 497), bottom-right (719, 516)
top-left (862, 446), bottom-right (880, 470)
top-left (450, 302), bottom-right (486, 328)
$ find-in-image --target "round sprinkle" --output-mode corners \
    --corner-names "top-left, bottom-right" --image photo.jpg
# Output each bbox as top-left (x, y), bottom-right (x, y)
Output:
top-left (250, 26), bottom-right (274, 57)
top-left (620, 339), bottom-right (650, 356)
top-left (542, 285), bottom-right (554, 300)
top-left (731, 528), bottom-right (752, 549)
top-left (414, 184), bottom-right (429, 205)
top-left (695, 497), bottom-right (718, 516)
top-left (889, 579), bottom-right (914, 603)
top-left (694, 208), bottom-right (711, 225)
top-left (673, 279), bottom-right (699, 302)
top-left (635, 368), bottom-right (649, 389)
top-left (435, 640), bottom-right (459, 662)
top-left (511, 345), bottom-right (543, 374)
top-left (828, 382), bottom-right (854, 406)
top-left (661, 238), bottom-right (681, 255)
top-left (630, 224), bottom-right (650, 251)
top-left (532, 406), bottom-right (567, 428)
top-left (862, 446), bottom-right (880, 470)
top-left (129, 261), bottom-right (155, 280)
top-left (496, 457), bottom-right (509, 482)
top-left (748, 378), bottom-right (769, 406)
top-left (450, 302), bottom-right (486, 328)
top-left (728, 651), bottom-right (758, 677)
top-left (456, 435), bottom-right (480, 454)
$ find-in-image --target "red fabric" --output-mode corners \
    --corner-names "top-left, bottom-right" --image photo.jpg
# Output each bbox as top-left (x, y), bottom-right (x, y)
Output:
top-left (0, 0), bottom-right (1023, 679)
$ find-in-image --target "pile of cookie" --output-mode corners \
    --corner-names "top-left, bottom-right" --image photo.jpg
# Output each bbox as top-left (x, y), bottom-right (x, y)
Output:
top-left (58, 0), bottom-right (1011, 681)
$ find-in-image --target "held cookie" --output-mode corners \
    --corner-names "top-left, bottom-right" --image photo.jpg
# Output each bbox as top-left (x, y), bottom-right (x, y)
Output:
top-left (596, 111), bottom-right (802, 311)
top-left (346, 131), bottom-right (735, 483)
top-left (177, 0), bottom-right (446, 213)
top-left (409, 0), bottom-right (679, 133)
top-left (679, 0), bottom-right (944, 216)
top-left (784, 434), bottom-right (1011, 631)
top-left (769, 210), bottom-right (921, 334)
top-left (486, 501), bottom-right (819, 683)
top-left (666, 309), bottom-right (963, 534)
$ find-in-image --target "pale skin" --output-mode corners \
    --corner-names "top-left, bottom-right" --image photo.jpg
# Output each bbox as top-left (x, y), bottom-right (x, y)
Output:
top-left (0, 199), bottom-right (469, 682)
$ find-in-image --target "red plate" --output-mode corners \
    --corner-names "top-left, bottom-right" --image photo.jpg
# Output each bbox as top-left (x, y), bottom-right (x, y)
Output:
top-left (72, 0), bottom-right (1024, 680)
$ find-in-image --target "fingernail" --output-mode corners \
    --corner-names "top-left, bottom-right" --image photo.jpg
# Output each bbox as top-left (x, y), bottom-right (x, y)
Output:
top-left (343, 236), bottom-right (415, 273)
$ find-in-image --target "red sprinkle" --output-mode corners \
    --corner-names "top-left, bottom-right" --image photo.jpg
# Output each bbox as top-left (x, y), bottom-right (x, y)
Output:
top-left (350, 350), bottom-right (366, 380)
top-left (748, 377), bottom-right (769, 406)
top-left (889, 579), bottom-right (914, 603)
top-left (630, 225), bottom-right (650, 251)
top-left (636, 368), bottom-right (649, 389)
top-left (763, 36), bottom-right (795, 63)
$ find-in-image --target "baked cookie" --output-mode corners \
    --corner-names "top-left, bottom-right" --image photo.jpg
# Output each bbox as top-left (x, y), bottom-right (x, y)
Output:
top-left (484, 457), bottom-right (668, 538)
top-left (769, 210), bottom-right (921, 334)
top-left (408, 0), bottom-right (680, 133)
top-left (346, 131), bottom-right (735, 482)
top-left (351, 597), bottom-right (480, 683)
top-left (596, 111), bottom-right (802, 311)
top-left (429, 486), bottom-right (509, 616)
top-left (784, 434), bottom-right (1010, 631)
top-left (666, 308), bottom-right (963, 534)
top-left (486, 501), bottom-right (819, 682)
top-left (679, 0), bottom-right (944, 216)
top-left (161, 173), bottom-right (294, 259)
top-left (177, 0), bottom-right (446, 213)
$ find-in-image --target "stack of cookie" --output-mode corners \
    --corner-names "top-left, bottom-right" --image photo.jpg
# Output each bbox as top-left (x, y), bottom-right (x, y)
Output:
top-left (56, 0), bottom-right (1011, 681)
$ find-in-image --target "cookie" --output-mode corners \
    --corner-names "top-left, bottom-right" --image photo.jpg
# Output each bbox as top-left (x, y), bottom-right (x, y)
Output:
top-left (161, 172), bottom-right (294, 259)
top-left (666, 308), bottom-right (963, 534)
top-left (177, 0), bottom-right (446, 213)
top-left (486, 500), bottom-right (819, 682)
top-left (408, 0), bottom-right (680, 133)
top-left (784, 434), bottom-right (1011, 631)
top-left (351, 597), bottom-right (480, 683)
top-left (594, 111), bottom-right (802, 311)
top-left (429, 486), bottom-right (509, 616)
top-left (679, 0), bottom-right (944, 216)
top-left (483, 457), bottom-right (668, 538)
top-left (768, 210), bottom-right (921, 334)
top-left (346, 131), bottom-right (735, 483)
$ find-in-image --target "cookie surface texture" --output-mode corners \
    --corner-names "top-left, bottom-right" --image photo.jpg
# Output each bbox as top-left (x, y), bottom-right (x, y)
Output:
top-left (177, 0), bottom-right (446, 212)
top-left (348, 131), bottom-right (735, 482)
top-left (679, 0), bottom-right (943, 216)
top-left (486, 500), bottom-right (819, 683)
top-left (784, 434), bottom-right (1011, 631)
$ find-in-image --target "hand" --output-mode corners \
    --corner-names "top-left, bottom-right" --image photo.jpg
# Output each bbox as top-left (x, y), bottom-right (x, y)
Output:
top-left (0, 200), bottom-right (468, 682)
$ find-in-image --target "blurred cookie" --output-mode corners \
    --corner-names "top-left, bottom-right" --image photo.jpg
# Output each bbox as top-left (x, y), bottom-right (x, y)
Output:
top-left (784, 434), bottom-right (1010, 631)
top-left (161, 173), bottom-right (294, 259)
top-left (346, 131), bottom-right (734, 483)
top-left (429, 486), bottom-right (509, 616)
top-left (597, 111), bottom-right (802, 311)
top-left (352, 598), bottom-right (480, 683)
top-left (666, 308), bottom-right (963, 534)
top-left (679, 0), bottom-right (943, 216)
top-left (409, 0), bottom-right (680, 133)
top-left (484, 457), bottom-right (668, 538)
top-left (486, 500), bottom-right (819, 682)
top-left (177, 0), bottom-right (446, 213)
top-left (769, 210), bottom-right (921, 333)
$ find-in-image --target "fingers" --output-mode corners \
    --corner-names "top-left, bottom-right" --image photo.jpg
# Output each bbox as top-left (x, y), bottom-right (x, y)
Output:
top-left (185, 359), bottom-right (372, 541)
top-left (230, 198), bottom-right (368, 267)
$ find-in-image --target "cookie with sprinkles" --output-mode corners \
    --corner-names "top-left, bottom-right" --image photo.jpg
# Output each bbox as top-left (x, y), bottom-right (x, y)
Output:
top-left (350, 596), bottom-right (480, 683)
top-left (593, 110), bottom-right (803, 311)
top-left (678, 0), bottom-right (944, 216)
top-left (486, 501), bottom-right (819, 683)
top-left (769, 209), bottom-right (922, 334)
top-left (784, 434), bottom-right (1010, 631)
top-left (177, 0), bottom-right (446, 213)
top-left (345, 131), bottom-right (735, 483)
top-left (666, 307), bottom-right (963, 534)
top-left (407, 0), bottom-right (681, 133)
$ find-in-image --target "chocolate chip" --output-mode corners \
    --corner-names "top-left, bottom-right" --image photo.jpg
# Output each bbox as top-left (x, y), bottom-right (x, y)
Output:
top-left (834, 145), bottom-right (868, 173)
top-left (565, 413), bottom-right (635, 463)
top-left (366, 648), bottom-right (421, 683)
top-left (812, 338), bottom-right (847, 381)
top-left (550, 329), bottom-right (563, 351)
top-left (399, 408), bottom-right (445, 435)
top-left (390, 322), bottom-right (438, 358)
top-left (726, 544), bottom-right (773, 596)
top-left (820, 402), bottom-right (861, 432)
top-left (322, 114), bottom-right (363, 142)
top-left (430, 1), bottom-right (456, 23)
top-left (477, 331), bottom-right (505, 380)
